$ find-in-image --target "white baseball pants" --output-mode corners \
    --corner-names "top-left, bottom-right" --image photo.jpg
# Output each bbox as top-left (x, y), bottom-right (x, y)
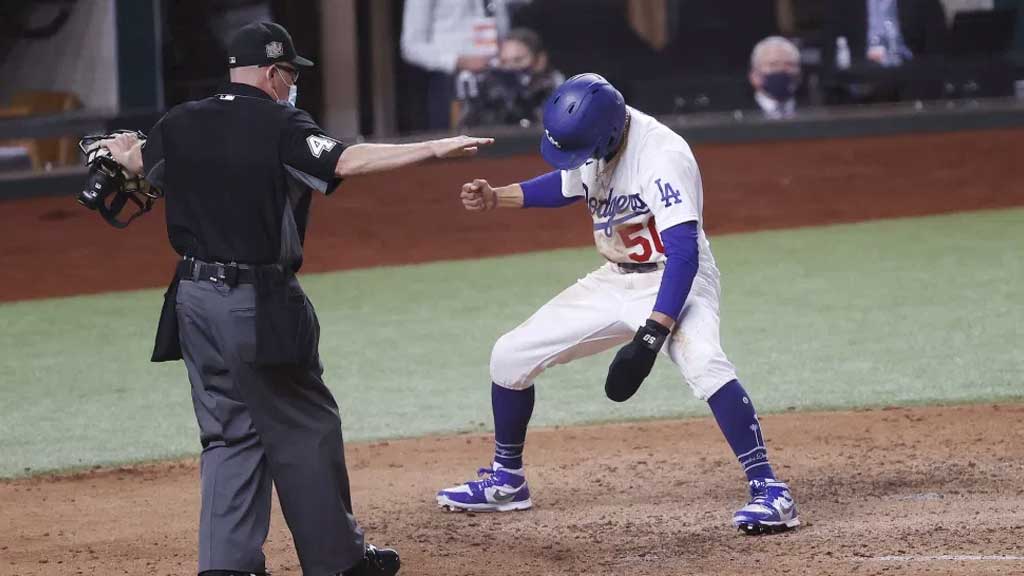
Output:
top-left (490, 262), bottom-right (738, 400)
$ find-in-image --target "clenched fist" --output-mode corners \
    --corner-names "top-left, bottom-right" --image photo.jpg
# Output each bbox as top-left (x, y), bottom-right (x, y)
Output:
top-left (461, 179), bottom-right (497, 212)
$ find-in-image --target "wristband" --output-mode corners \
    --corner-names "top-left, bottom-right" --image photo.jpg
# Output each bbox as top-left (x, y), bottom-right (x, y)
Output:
top-left (635, 319), bottom-right (670, 352)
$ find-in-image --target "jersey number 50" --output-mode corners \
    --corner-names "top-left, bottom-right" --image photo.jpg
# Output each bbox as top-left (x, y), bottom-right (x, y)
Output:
top-left (617, 220), bottom-right (665, 262)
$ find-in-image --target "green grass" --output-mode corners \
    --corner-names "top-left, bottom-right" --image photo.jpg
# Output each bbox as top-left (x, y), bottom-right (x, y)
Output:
top-left (1, 208), bottom-right (1021, 477)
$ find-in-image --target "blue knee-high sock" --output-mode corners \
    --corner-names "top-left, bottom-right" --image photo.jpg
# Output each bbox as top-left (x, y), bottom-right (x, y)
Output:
top-left (708, 380), bottom-right (776, 482)
top-left (492, 383), bottom-right (534, 470)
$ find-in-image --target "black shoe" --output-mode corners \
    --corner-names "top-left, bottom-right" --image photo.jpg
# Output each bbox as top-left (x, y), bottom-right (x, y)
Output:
top-left (341, 544), bottom-right (400, 576)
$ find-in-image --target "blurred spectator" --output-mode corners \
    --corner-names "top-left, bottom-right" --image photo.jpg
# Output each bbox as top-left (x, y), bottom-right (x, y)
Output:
top-left (774, 0), bottom-right (826, 37)
top-left (512, 0), bottom-right (661, 91)
top-left (824, 0), bottom-right (948, 69)
top-left (944, 0), bottom-right (1024, 56)
top-left (627, 0), bottom-right (670, 51)
top-left (749, 36), bottom-right (802, 118)
top-left (939, 0), bottom-right (997, 23)
top-left (1006, 0), bottom-right (1024, 55)
top-left (400, 0), bottom-right (532, 131)
top-left (664, 0), bottom-right (778, 73)
top-left (455, 27), bottom-right (564, 127)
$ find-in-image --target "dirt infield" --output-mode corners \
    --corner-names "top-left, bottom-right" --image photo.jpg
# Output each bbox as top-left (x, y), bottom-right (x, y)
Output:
top-left (2, 404), bottom-right (1022, 575)
top-left (1, 128), bottom-right (1022, 302)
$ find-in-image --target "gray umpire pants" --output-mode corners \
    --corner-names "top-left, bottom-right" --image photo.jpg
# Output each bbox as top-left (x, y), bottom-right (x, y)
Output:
top-left (175, 277), bottom-right (366, 575)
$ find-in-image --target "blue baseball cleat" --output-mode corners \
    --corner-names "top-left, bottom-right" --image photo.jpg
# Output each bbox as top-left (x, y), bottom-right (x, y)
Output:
top-left (733, 478), bottom-right (800, 535)
top-left (437, 463), bottom-right (533, 512)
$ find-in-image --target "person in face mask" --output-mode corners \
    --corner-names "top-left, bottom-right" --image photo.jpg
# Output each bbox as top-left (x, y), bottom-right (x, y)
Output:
top-left (267, 62), bottom-right (298, 106)
top-left (456, 27), bottom-right (565, 128)
top-left (97, 20), bottom-right (495, 576)
top-left (227, 21), bottom-right (305, 107)
top-left (748, 36), bottom-right (802, 119)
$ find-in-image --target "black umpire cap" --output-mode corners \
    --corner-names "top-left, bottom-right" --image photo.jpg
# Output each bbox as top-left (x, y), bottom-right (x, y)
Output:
top-left (227, 21), bottom-right (314, 68)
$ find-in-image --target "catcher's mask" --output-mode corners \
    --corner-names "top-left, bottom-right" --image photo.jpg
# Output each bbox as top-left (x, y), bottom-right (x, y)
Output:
top-left (77, 131), bottom-right (162, 228)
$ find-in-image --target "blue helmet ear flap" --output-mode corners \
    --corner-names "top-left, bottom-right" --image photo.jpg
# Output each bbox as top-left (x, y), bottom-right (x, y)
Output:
top-left (600, 108), bottom-right (629, 161)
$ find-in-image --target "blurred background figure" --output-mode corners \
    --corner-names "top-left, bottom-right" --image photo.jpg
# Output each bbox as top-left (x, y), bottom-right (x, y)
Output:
top-left (498, 27), bottom-right (550, 72)
top-left (400, 0), bottom-right (532, 131)
top-left (823, 0), bottom-right (948, 69)
top-left (508, 0), bottom-right (660, 104)
top-left (820, 0), bottom-right (950, 104)
top-left (455, 27), bottom-right (564, 128)
top-left (1, 0), bottom-right (1023, 164)
top-left (748, 36), bottom-right (803, 118)
top-left (941, 0), bottom-right (1024, 57)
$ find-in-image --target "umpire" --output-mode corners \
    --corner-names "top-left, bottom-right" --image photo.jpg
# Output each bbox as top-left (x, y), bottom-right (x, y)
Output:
top-left (101, 21), bottom-right (491, 576)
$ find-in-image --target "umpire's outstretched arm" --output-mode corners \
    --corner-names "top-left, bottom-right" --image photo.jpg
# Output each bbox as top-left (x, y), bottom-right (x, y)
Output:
top-left (100, 132), bottom-right (494, 181)
top-left (335, 135), bottom-right (493, 177)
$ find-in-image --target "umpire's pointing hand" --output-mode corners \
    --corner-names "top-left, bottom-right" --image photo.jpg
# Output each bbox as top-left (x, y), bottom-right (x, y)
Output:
top-left (461, 179), bottom-right (497, 212)
top-left (431, 135), bottom-right (495, 159)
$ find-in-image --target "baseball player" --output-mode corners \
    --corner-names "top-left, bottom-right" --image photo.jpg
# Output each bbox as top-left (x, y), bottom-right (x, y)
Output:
top-left (98, 21), bottom-right (492, 576)
top-left (437, 73), bottom-right (799, 535)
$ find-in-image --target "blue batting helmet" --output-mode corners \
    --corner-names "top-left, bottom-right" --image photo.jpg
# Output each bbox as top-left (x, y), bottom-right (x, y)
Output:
top-left (540, 73), bottom-right (627, 170)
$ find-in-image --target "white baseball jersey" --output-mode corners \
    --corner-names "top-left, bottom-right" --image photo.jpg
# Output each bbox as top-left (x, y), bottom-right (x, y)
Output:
top-left (489, 107), bottom-right (737, 401)
top-left (560, 108), bottom-right (720, 291)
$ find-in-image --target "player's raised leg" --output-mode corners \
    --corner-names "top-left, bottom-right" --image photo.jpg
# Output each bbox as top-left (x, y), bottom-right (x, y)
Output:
top-left (437, 267), bottom-right (635, 512)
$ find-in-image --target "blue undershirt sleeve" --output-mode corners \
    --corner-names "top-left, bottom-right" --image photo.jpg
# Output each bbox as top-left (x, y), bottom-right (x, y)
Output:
top-left (653, 221), bottom-right (699, 319)
top-left (521, 170), bottom-right (580, 208)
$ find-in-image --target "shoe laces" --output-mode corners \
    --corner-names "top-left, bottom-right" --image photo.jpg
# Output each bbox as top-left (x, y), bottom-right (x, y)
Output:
top-left (748, 479), bottom-right (769, 502)
top-left (474, 466), bottom-right (508, 487)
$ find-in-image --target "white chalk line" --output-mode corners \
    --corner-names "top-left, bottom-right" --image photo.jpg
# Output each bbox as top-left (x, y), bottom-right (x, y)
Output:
top-left (872, 555), bottom-right (1024, 562)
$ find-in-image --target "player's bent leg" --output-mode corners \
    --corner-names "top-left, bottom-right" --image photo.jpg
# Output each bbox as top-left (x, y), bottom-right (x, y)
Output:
top-left (488, 300), bottom-right (631, 390)
top-left (437, 383), bottom-right (535, 512)
top-left (439, 271), bottom-right (633, 512)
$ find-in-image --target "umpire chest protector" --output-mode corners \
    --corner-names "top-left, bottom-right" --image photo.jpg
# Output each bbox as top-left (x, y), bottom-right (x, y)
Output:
top-left (147, 82), bottom-right (346, 364)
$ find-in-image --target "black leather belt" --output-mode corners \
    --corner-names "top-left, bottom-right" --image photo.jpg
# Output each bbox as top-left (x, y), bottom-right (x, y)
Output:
top-left (615, 261), bottom-right (664, 274)
top-left (178, 257), bottom-right (257, 286)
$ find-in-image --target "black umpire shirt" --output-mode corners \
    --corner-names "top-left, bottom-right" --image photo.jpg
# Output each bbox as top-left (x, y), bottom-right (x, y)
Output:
top-left (141, 82), bottom-right (347, 272)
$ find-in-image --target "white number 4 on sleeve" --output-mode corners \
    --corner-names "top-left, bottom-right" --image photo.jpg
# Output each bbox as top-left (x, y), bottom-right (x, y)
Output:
top-left (306, 135), bottom-right (338, 158)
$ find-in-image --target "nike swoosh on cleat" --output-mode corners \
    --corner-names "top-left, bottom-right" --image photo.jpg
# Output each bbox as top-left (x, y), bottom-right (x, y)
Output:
top-left (491, 486), bottom-right (524, 503)
top-left (492, 491), bottom-right (517, 503)
top-left (778, 502), bottom-right (794, 517)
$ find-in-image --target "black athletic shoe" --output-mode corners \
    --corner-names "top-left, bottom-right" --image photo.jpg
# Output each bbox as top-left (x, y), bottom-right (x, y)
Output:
top-left (341, 544), bottom-right (401, 576)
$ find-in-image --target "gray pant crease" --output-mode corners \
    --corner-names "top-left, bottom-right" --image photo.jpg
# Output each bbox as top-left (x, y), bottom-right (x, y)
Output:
top-left (176, 278), bottom-right (365, 575)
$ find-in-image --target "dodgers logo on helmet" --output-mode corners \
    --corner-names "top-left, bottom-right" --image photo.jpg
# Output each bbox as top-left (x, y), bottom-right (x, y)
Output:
top-left (544, 129), bottom-right (562, 150)
top-left (540, 73), bottom-right (627, 171)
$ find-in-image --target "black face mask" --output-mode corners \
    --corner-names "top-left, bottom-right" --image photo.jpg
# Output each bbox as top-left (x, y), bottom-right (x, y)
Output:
top-left (761, 71), bottom-right (798, 101)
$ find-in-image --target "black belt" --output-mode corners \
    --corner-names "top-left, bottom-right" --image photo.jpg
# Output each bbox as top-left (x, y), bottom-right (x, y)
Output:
top-left (615, 261), bottom-right (664, 274)
top-left (178, 257), bottom-right (258, 286)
